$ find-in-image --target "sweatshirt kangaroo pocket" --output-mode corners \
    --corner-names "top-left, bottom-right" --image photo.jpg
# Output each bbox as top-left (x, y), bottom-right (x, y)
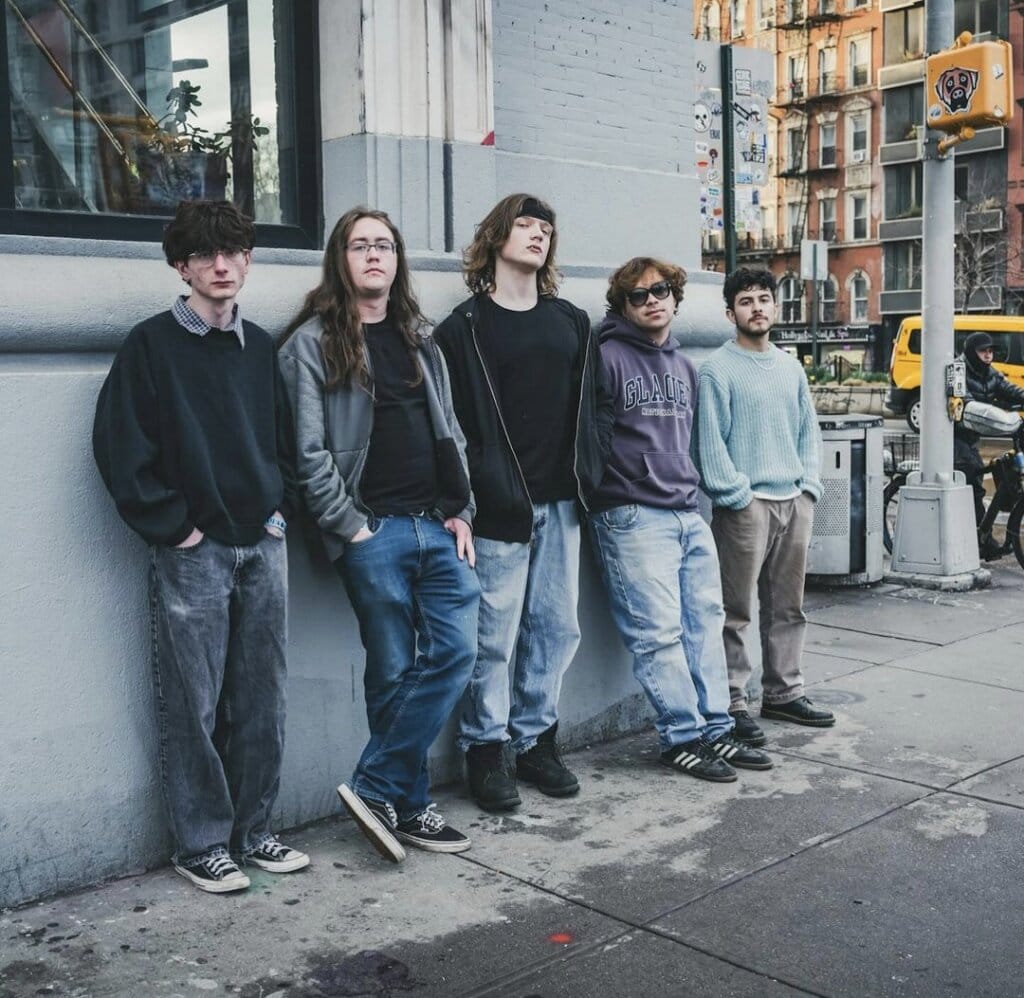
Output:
top-left (635, 452), bottom-right (699, 503)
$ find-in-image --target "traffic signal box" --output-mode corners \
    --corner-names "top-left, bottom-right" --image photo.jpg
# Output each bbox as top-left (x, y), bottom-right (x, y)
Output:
top-left (926, 35), bottom-right (1014, 134)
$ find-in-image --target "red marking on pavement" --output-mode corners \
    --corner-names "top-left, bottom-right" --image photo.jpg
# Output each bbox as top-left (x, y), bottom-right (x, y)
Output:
top-left (548, 932), bottom-right (574, 945)
top-left (481, 130), bottom-right (495, 146)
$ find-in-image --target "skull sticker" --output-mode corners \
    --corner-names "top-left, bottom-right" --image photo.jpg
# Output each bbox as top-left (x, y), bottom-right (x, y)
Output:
top-left (693, 103), bottom-right (711, 133)
top-left (935, 66), bottom-right (979, 115)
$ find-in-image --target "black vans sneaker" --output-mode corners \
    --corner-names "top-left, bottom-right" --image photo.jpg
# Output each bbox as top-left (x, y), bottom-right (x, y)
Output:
top-left (174, 854), bottom-right (250, 894)
top-left (245, 836), bottom-right (310, 873)
top-left (704, 733), bottom-right (774, 771)
top-left (336, 783), bottom-right (406, 863)
top-left (660, 739), bottom-right (737, 782)
top-left (395, 805), bottom-right (471, 853)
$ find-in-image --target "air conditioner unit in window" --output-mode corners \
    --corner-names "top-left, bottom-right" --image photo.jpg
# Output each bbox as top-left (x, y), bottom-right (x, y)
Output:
top-left (851, 149), bottom-right (867, 164)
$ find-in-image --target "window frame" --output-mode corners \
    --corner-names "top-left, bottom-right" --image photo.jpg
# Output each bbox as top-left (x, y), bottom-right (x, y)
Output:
top-left (850, 271), bottom-right (870, 323)
top-left (848, 192), bottom-right (869, 241)
top-left (780, 273), bottom-right (803, 324)
top-left (847, 36), bottom-right (871, 89)
top-left (0, 0), bottom-right (321, 247)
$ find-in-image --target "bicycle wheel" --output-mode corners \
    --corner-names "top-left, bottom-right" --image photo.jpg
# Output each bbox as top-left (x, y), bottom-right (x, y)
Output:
top-left (1008, 499), bottom-right (1024, 570)
top-left (883, 478), bottom-right (902, 555)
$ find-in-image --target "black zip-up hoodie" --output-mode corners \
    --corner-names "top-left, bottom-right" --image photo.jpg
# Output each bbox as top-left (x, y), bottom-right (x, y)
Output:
top-left (434, 293), bottom-right (614, 542)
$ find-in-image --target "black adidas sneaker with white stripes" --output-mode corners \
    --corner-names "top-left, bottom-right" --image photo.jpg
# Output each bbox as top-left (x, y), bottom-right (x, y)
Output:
top-left (659, 738), bottom-right (737, 782)
top-left (704, 733), bottom-right (774, 771)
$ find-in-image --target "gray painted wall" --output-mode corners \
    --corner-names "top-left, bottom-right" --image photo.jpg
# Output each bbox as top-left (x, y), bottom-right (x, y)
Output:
top-left (0, 0), bottom-right (737, 909)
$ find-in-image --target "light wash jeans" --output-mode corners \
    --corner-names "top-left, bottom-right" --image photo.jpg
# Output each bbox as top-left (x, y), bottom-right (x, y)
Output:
top-left (458, 500), bottom-right (581, 754)
top-left (337, 515), bottom-right (480, 819)
top-left (588, 504), bottom-right (733, 748)
top-left (149, 533), bottom-right (288, 868)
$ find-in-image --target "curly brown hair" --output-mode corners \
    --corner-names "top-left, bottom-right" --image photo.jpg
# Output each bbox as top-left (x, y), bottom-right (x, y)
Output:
top-left (280, 208), bottom-right (426, 389)
top-left (462, 193), bottom-right (561, 296)
top-left (162, 199), bottom-right (255, 266)
top-left (605, 257), bottom-right (687, 314)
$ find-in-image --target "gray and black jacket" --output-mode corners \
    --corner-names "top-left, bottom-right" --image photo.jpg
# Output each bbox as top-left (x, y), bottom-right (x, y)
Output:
top-left (277, 316), bottom-right (474, 562)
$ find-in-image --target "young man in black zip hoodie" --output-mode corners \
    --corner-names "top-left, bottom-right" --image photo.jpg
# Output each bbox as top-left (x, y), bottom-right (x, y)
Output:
top-left (92, 201), bottom-right (307, 893)
top-left (434, 193), bottom-right (614, 810)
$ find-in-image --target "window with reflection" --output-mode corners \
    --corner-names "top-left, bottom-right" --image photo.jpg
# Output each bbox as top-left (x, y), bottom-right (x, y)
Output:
top-left (780, 274), bottom-right (803, 323)
top-left (3, 0), bottom-right (314, 238)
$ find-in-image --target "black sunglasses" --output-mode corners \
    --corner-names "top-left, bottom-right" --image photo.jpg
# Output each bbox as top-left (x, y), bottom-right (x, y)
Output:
top-left (625, 281), bottom-right (672, 308)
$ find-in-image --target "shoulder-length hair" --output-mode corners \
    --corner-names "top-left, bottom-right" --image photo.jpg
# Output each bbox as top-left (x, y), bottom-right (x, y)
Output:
top-left (462, 193), bottom-right (561, 297)
top-left (281, 207), bottom-right (426, 389)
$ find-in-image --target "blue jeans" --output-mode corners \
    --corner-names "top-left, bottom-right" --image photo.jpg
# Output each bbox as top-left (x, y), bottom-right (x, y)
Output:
top-left (149, 533), bottom-right (288, 867)
top-left (458, 500), bottom-right (581, 754)
top-left (588, 505), bottom-right (733, 748)
top-left (337, 515), bottom-right (480, 819)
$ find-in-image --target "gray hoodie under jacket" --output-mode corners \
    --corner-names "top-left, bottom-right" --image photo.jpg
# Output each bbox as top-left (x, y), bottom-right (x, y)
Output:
top-left (589, 312), bottom-right (702, 514)
top-left (277, 316), bottom-right (474, 562)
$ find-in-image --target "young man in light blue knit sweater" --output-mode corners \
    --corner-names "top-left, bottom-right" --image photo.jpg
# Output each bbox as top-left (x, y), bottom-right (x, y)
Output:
top-left (693, 267), bottom-right (835, 746)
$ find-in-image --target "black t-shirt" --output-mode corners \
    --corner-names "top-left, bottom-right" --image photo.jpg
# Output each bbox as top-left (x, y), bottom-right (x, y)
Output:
top-left (477, 296), bottom-right (580, 502)
top-left (359, 320), bottom-right (439, 515)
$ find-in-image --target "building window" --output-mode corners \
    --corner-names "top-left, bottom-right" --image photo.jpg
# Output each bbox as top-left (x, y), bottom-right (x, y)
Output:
top-left (819, 276), bottom-right (838, 323)
top-left (820, 196), bottom-right (837, 242)
top-left (884, 84), bottom-right (924, 143)
top-left (2, 0), bottom-right (317, 243)
top-left (848, 193), bottom-right (868, 241)
top-left (848, 37), bottom-right (870, 88)
top-left (954, 0), bottom-right (999, 37)
top-left (757, 0), bottom-right (774, 28)
top-left (885, 163), bottom-right (923, 219)
top-left (780, 275), bottom-right (803, 323)
top-left (818, 46), bottom-right (837, 96)
top-left (787, 54), bottom-right (806, 99)
top-left (700, 1), bottom-right (722, 41)
top-left (788, 201), bottom-right (803, 245)
top-left (784, 0), bottom-right (805, 24)
top-left (786, 127), bottom-right (804, 172)
top-left (884, 8), bottom-right (925, 65)
top-left (885, 242), bottom-right (922, 291)
top-left (847, 0), bottom-right (868, 8)
top-left (850, 272), bottom-right (870, 322)
top-left (820, 122), bottom-right (836, 167)
top-left (848, 112), bottom-right (868, 163)
top-left (731, 0), bottom-right (747, 36)
top-left (955, 165), bottom-right (969, 202)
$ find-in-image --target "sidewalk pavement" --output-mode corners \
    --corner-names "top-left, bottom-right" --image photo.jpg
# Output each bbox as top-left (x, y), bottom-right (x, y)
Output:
top-left (5, 563), bottom-right (1024, 998)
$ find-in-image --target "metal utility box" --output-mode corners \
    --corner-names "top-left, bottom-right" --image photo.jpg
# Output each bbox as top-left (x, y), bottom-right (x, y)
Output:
top-left (807, 414), bottom-right (884, 586)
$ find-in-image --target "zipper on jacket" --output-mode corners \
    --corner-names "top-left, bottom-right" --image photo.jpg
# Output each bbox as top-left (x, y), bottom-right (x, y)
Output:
top-left (467, 309), bottom-right (535, 538)
top-left (572, 329), bottom-right (592, 512)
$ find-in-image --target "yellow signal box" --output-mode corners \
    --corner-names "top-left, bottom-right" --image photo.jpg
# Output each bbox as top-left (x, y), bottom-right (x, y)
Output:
top-left (926, 34), bottom-right (1014, 134)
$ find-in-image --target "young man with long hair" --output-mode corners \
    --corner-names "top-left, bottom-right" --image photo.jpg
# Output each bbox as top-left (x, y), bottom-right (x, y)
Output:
top-left (434, 193), bottom-right (614, 811)
top-left (693, 266), bottom-right (834, 746)
top-left (587, 257), bottom-right (772, 781)
top-left (278, 207), bottom-right (479, 860)
top-left (93, 200), bottom-right (307, 893)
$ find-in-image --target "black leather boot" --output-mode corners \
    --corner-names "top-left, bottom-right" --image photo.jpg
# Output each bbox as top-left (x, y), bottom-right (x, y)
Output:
top-left (466, 741), bottom-right (521, 811)
top-left (516, 723), bottom-right (580, 797)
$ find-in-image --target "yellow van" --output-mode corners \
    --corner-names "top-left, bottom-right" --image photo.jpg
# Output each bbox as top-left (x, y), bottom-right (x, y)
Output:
top-left (887, 315), bottom-right (1024, 431)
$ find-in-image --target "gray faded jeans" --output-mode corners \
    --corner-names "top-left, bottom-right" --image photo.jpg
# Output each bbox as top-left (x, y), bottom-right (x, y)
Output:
top-left (149, 532), bottom-right (288, 867)
top-left (711, 494), bottom-right (814, 710)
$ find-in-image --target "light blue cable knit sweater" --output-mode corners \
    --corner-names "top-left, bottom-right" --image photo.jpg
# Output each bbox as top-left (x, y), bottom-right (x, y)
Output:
top-left (692, 340), bottom-right (822, 510)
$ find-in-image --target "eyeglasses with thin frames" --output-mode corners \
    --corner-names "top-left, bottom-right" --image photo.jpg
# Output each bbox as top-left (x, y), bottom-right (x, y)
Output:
top-left (346, 241), bottom-right (397, 256)
top-left (187, 248), bottom-right (249, 267)
top-left (625, 281), bottom-right (672, 308)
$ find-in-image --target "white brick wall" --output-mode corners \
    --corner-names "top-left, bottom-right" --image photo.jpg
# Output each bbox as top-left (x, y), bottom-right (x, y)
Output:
top-left (493, 0), bottom-right (693, 173)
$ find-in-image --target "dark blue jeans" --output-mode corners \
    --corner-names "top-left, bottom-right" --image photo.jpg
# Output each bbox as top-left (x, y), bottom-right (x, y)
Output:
top-left (337, 515), bottom-right (480, 819)
top-left (149, 533), bottom-right (288, 867)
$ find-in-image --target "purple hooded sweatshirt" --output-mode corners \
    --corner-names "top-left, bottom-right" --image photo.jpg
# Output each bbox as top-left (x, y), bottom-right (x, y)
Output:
top-left (590, 312), bottom-right (701, 513)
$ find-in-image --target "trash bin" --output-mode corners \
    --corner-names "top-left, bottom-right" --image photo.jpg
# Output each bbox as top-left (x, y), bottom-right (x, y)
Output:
top-left (807, 414), bottom-right (884, 585)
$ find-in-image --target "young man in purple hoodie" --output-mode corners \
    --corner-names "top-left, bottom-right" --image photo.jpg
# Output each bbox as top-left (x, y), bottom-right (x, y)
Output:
top-left (586, 258), bottom-right (772, 781)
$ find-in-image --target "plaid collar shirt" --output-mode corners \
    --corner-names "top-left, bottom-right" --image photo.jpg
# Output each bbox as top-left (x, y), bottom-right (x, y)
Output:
top-left (172, 295), bottom-right (246, 349)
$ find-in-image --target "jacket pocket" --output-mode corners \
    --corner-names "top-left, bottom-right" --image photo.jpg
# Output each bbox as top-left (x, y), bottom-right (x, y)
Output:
top-left (468, 443), bottom-right (526, 518)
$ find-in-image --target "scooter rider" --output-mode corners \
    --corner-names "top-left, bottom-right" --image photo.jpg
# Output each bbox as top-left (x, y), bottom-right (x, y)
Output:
top-left (955, 331), bottom-right (1024, 539)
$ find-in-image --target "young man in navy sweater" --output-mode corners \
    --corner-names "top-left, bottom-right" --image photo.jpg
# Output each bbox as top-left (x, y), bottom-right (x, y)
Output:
top-left (93, 200), bottom-right (307, 893)
top-left (587, 257), bottom-right (772, 781)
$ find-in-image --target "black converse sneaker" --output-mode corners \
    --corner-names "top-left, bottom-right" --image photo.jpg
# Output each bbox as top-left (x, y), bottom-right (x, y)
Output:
top-left (395, 805), bottom-right (471, 853)
top-left (660, 738), bottom-right (737, 782)
top-left (336, 783), bottom-right (406, 863)
top-left (246, 836), bottom-right (311, 873)
top-left (174, 854), bottom-right (250, 894)
top-left (704, 733), bottom-right (774, 771)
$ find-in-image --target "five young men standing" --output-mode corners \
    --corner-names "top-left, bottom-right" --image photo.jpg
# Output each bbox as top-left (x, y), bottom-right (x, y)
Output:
top-left (94, 198), bottom-right (834, 887)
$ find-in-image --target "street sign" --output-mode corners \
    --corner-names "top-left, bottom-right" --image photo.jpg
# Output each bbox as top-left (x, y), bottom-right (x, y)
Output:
top-left (800, 239), bottom-right (828, 281)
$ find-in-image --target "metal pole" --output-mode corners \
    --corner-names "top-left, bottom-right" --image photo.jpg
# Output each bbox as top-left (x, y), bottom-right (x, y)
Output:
top-left (810, 243), bottom-right (819, 368)
top-left (721, 44), bottom-right (737, 276)
top-left (888, 0), bottom-right (980, 582)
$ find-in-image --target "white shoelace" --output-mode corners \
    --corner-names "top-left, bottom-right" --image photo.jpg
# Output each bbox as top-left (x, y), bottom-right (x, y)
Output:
top-left (258, 838), bottom-right (289, 858)
top-left (415, 804), bottom-right (446, 833)
top-left (206, 854), bottom-right (240, 877)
